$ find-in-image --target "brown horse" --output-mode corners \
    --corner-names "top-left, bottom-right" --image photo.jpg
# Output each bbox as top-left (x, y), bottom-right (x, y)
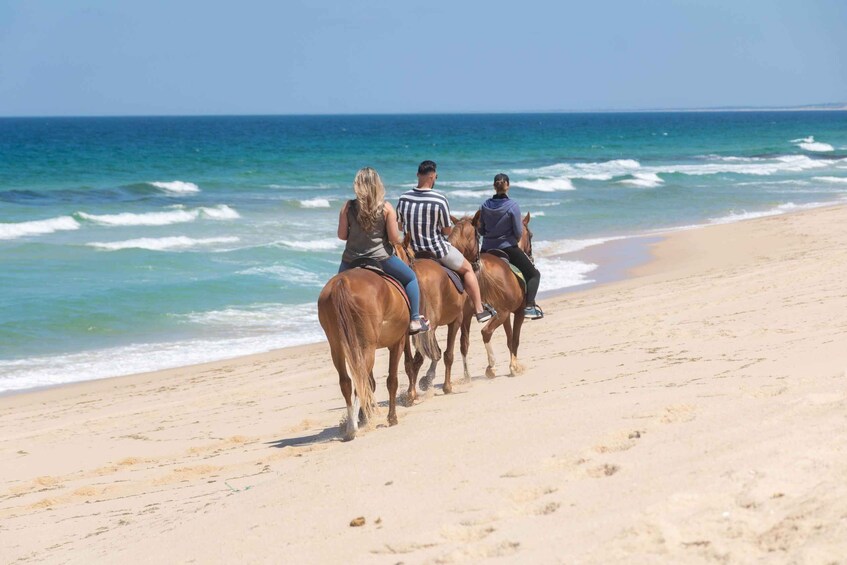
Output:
top-left (394, 240), bottom-right (472, 400)
top-left (450, 212), bottom-right (535, 378)
top-left (317, 267), bottom-right (412, 441)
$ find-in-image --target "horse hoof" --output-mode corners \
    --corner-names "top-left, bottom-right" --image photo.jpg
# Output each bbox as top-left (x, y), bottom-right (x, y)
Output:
top-left (388, 416), bottom-right (398, 426)
top-left (419, 375), bottom-right (433, 391)
top-left (485, 367), bottom-right (496, 379)
top-left (443, 384), bottom-right (453, 394)
top-left (343, 431), bottom-right (356, 442)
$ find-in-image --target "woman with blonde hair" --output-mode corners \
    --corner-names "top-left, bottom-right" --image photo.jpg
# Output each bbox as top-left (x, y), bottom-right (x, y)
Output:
top-left (337, 167), bottom-right (429, 334)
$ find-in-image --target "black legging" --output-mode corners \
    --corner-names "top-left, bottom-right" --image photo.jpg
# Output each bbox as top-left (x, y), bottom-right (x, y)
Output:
top-left (500, 246), bottom-right (540, 305)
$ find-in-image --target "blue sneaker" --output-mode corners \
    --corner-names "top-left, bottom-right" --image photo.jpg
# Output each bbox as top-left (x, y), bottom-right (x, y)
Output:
top-left (523, 304), bottom-right (544, 320)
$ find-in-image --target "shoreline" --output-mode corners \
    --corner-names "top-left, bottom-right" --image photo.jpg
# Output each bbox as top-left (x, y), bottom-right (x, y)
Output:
top-left (0, 230), bottom-right (666, 399)
top-left (4, 199), bottom-right (843, 399)
top-left (4, 203), bottom-right (847, 561)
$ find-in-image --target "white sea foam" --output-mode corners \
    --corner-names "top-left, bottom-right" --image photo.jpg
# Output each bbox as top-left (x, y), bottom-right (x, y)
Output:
top-left (78, 209), bottom-right (197, 226)
top-left (238, 265), bottom-right (324, 286)
top-left (535, 257), bottom-right (597, 292)
top-left (534, 236), bottom-right (628, 256)
top-left (704, 155), bottom-right (760, 163)
top-left (813, 176), bottom-right (847, 185)
top-left (298, 198), bottom-right (332, 208)
top-left (449, 189), bottom-right (491, 198)
top-left (514, 159), bottom-right (641, 179)
top-left (735, 179), bottom-right (811, 186)
top-left (438, 180), bottom-right (489, 188)
top-left (512, 155), bottom-right (837, 184)
top-left (0, 216), bottom-right (81, 240)
top-left (791, 136), bottom-right (834, 152)
top-left (149, 180), bottom-right (201, 194)
top-left (276, 238), bottom-right (343, 251)
top-left (512, 177), bottom-right (575, 192)
top-left (707, 202), bottom-right (833, 225)
top-left (77, 205), bottom-right (239, 227)
top-left (653, 155), bottom-right (830, 176)
top-left (179, 302), bottom-right (319, 330)
top-left (88, 236), bottom-right (239, 251)
top-left (0, 302), bottom-right (324, 393)
top-left (619, 172), bottom-right (664, 188)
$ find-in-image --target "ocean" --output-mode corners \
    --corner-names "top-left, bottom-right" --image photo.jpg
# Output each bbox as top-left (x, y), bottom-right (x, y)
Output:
top-left (2, 112), bottom-right (846, 393)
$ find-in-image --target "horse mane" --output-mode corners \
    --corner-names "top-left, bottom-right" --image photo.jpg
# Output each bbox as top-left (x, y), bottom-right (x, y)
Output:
top-left (332, 276), bottom-right (377, 420)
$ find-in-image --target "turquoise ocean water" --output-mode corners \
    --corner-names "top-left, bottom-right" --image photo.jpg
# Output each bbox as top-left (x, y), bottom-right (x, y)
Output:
top-left (2, 112), bottom-right (846, 393)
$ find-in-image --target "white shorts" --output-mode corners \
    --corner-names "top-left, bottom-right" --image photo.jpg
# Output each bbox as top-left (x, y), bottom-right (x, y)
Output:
top-left (438, 243), bottom-right (465, 271)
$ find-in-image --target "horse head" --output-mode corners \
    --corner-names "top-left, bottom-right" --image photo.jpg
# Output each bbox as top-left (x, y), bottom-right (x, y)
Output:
top-left (448, 214), bottom-right (480, 263)
top-left (394, 231), bottom-right (415, 265)
top-left (519, 212), bottom-right (534, 261)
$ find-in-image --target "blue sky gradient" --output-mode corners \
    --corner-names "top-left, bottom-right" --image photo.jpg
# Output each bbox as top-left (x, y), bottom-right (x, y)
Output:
top-left (1, 0), bottom-right (845, 116)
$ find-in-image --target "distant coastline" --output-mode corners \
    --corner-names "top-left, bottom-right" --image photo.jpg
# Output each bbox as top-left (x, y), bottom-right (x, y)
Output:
top-left (620, 102), bottom-right (847, 113)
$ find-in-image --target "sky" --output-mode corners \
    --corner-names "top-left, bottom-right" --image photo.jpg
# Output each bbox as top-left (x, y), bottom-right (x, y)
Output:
top-left (0, 0), bottom-right (845, 116)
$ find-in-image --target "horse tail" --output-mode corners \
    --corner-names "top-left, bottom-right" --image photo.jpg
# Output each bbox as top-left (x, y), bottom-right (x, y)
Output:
top-left (477, 257), bottom-right (511, 308)
top-left (334, 276), bottom-right (378, 420)
top-left (411, 270), bottom-right (441, 361)
top-left (413, 329), bottom-right (441, 362)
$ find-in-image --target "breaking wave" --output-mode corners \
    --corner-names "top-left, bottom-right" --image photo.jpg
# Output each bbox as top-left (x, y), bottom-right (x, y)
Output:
top-left (148, 180), bottom-right (201, 194)
top-left (88, 236), bottom-right (239, 251)
top-left (0, 216), bottom-right (81, 240)
top-left (791, 136), bottom-right (834, 152)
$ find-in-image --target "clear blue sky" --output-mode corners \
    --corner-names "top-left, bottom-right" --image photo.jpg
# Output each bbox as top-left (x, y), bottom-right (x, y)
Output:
top-left (1, 0), bottom-right (845, 116)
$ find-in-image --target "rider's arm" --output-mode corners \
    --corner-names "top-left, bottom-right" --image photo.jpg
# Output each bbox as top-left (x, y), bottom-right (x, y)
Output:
top-left (511, 201), bottom-right (523, 239)
top-left (439, 200), bottom-right (452, 236)
top-left (337, 201), bottom-right (350, 240)
top-left (383, 202), bottom-right (404, 244)
top-left (477, 207), bottom-right (487, 236)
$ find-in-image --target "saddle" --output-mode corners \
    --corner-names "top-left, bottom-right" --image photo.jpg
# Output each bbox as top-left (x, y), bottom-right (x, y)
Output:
top-left (349, 258), bottom-right (412, 314)
top-left (413, 251), bottom-right (464, 294)
top-left (481, 250), bottom-right (527, 294)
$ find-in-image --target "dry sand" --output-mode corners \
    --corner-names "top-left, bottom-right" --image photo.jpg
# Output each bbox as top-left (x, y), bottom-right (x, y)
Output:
top-left (2, 205), bottom-right (847, 564)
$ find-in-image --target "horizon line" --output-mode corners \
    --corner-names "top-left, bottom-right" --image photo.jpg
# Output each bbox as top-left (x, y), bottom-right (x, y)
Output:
top-left (2, 102), bottom-right (846, 120)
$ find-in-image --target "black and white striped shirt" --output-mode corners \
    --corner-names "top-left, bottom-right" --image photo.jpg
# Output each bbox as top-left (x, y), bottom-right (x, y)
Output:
top-left (397, 188), bottom-right (451, 258)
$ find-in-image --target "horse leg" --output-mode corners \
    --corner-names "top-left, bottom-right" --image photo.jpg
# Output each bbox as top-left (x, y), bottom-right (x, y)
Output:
top-left (357, 349), bottom-right (377, 425)
top-left (460, 302), bottom-right (473, 381)
top-left (482, 313), bottom-right (508, 378)
top-left (403, 337), bottom-right (418, 406)
top-left (331, 347), bottom-right (358, 441)
top-left (510, 312), bottom-right (526, 376)
top-left (359, 370), bottom-right (376, 426)
top-left (387, 339), bottom-right (402, 426)
top-left (419, 338), bottom-right (441, 392)
top-left (442, 321), bottom-right (458, 394)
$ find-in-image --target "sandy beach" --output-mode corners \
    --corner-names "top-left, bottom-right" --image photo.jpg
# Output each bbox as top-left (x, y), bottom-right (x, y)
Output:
top-left (3, 204), bottom-right (847, 563)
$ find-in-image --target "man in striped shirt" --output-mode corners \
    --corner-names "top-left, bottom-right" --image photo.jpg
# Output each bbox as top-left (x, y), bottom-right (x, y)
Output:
top-left (397, 160), bottom-right (496, 323)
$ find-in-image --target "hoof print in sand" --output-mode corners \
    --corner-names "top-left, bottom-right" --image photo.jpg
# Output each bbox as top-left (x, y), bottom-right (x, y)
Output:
top-left (587, 463), bottom-right (620, 478)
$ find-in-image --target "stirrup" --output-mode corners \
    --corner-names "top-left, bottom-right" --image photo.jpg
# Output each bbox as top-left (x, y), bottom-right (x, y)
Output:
top-left (523, 304), bottom-right (544, 320)
top-left (409, 316), bottom-right (430, 335)
top-left (475, 304), bottom-right (497, 323)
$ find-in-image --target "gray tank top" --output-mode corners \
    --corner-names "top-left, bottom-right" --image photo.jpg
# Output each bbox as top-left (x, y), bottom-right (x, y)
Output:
top-left (342, 200), bottom-right (393, 263)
